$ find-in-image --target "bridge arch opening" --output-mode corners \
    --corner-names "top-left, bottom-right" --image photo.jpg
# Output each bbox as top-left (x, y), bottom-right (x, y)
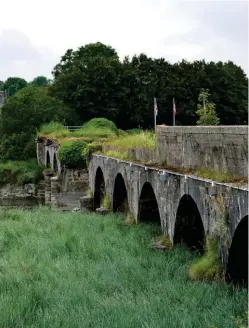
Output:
top-left (53, 153), bottom-right (58, 172)
top-left (174, 194), bottom-right (205, 252)
top-left (226, 215), bottom-right (248, 287)
top-left (94, 167), bottom-right (105, 209)
top-left (46, 151), bottom-right (51, 168)
top-left (113, 173), bottom-right (128, 213)
top-left (138, 182), bottom-right (160, 225)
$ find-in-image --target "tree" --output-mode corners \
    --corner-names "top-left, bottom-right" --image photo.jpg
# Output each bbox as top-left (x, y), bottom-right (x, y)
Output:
top-left (0, 81), bottom-right (4, 90)
top-left (196, 89), bottom-right (220, 126)
top-left (3, 77), bottom-right (27, 97)
top-left (50, 42), bottom-right (123, 124)
top-left (0, 86), bottom-right (71, 160)
top-left (50, 42), bottom-right (248, 128)
top-left (30, 76), bottom-right (52, 87)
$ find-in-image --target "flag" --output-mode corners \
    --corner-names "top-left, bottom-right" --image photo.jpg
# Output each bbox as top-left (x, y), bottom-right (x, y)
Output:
top-left (173, 98), bottom-right (176, 116)
top-left (154, 98), bottom-right (158, 116)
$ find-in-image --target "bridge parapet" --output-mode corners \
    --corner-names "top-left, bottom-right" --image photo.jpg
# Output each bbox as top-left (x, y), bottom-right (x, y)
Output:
top-left (156, 125), bottom-right (248, 177)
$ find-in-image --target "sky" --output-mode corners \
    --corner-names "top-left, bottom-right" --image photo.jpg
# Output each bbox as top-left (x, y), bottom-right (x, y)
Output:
top-left (0, 0), bottom-right (248, 81)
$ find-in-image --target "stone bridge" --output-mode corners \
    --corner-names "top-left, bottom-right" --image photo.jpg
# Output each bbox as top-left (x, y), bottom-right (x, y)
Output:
top-left (37, 126), bottom-right (248, 285)
top-left (88, 154), bottom-right (248, 286)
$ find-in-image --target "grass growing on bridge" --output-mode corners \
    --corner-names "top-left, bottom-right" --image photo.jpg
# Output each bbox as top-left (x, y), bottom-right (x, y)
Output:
top-left (0, 207), bottom-right (247, 328)
top-left (105, 131), bottom-right (156, 149)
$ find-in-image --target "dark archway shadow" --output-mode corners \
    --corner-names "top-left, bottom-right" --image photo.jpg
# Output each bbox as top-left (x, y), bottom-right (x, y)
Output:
top-left (174, 194), bottom-right (205, 253)
top-left (226, 215), bottom-right (248, 288)
top-left (53, 153), bottom-right (58, 172)
top-left (46, 151), bottom-right (51, 168)
top-left (94, 168), bottom-right (105, 210)
top-left (138, 182), bottom-right (161, 225)
top-left (113, 173), bottom-right (128, 213)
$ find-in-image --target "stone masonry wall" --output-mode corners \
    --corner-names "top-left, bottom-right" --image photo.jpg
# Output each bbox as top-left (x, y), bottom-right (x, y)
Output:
top-left (156, 126), bottom-right (248, 177)
top-left (0, 182), bottom-right (45, 207)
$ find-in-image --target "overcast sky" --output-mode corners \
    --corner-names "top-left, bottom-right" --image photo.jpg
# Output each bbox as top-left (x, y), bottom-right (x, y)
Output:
top-left (0, 0), bottom-right (248, 81)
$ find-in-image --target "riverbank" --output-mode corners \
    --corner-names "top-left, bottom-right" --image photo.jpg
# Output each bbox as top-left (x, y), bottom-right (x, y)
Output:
top-left (0, 207), bottom-right (247, 328)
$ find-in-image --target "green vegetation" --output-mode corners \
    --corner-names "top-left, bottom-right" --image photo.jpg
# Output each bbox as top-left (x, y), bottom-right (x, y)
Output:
top-left (58, 141), bottom-right (90, 169)
top-left (196, 89), bottom-right (220, 126)
top-left (38, 118), bottom-right (119, 144)
top-left (195, 168), bottom-right (247, 183)
top-left (189, 237), bottom-right (224, 282)
top-left (83, 118), bottom-right (119, 134)
top-left (0, 160), bottom-right (44, 186)
top-left (50, 42), bottom-right (248, 128)
top-left (38, 122), bottom-right (69, 138)
top-left (0, 207), bottom-right (246, 328)
top-left (0, 86), bottom-right (70, 161)
top-left (101, 194), bottom-right (112, 209)
top-left (104, 150), bottom-right (132, 160)
top-left (106, 131), bottom-right (156, 149)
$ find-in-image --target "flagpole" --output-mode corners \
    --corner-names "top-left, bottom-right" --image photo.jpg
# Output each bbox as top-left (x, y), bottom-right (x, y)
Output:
top-left (154, 97), bottom-right (157, 131)
top-left (173, 98), bottom-right (175, 126)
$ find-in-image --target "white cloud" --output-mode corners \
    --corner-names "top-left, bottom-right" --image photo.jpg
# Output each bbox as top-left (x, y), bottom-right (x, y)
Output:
top-left (0, 0), bottom-right (247, 80)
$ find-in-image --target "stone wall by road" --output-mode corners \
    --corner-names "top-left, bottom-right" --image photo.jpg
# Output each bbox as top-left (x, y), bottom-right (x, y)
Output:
top-left (156, 126), bottom-right (248, 177)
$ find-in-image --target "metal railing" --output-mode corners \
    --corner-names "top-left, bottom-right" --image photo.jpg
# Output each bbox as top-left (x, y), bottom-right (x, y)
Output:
top-left (64, 126), bottom-right (82, 131)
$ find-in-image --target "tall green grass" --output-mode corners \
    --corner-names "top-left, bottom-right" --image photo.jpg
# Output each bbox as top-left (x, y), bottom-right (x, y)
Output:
top-left (106, 131), bottom-right (156, 149)
top-left (0, 160), bottom-right (43, 186)
top-left (38, 121), bottom-right (119, 143)
top-left (0, 207), bottom-right (246, 328)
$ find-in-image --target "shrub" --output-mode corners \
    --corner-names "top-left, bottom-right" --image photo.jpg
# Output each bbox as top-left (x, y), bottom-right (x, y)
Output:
top-left (58, 141), bottom-right (89, 169)
top-left (83, 118), bottom-right (118, 134)
top-left (0, 159), bottom-right (44, 186)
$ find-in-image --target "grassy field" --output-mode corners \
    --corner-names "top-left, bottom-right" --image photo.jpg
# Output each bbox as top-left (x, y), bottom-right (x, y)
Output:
top-left (0, 207), bottom-right (247, 328)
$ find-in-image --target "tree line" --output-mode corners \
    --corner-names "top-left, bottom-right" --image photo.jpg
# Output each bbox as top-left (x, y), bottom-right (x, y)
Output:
top-left (0, 41), bottom-right (247, 161)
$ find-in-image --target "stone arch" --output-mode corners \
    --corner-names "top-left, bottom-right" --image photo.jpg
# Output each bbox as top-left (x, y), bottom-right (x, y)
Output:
top-left (53, 153), bottom-right (58, 172)
top-left (174, 194), bottom-right (205, 252)
top-left (226, 215), bottom-right (248, 287)
top-left (113, 173), bottom-right (128, 213)
top-left (138, 182), bottom-right (161, 225)
top-left (94, 167), bottom-right (105, 209)
top-left (46, 150), bottom-right (51, 168)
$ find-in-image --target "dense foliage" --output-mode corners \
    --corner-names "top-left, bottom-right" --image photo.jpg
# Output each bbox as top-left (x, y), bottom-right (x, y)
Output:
top-left (58, 141), bottom-right (90, 168)
top-left (0, 42), bottom-right (248, 161)
top-left (0, 160), bottom-right (43, 186)
top-left (30, 75), bottom-right (51, 87)
top-left (2, 77), bottom-right (27, 96)
top-left (0, 86), bottom-right (70, 160)
top-left (50, 42), bottom-right (248, 128)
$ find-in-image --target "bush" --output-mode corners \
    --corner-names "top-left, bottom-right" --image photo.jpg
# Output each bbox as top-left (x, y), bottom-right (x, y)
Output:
top-left (0, 133), bottom-right (36, 161)
top-left (58, 141), bottom-right (89, 169)
top-left (83, 118), bottom-right (118, 134)
top-left (0, 159), bottom-right (44, 186)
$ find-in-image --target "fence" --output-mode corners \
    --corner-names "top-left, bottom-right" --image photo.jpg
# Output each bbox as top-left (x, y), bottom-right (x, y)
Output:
top-left (64, 126), bottom-right (82, 131)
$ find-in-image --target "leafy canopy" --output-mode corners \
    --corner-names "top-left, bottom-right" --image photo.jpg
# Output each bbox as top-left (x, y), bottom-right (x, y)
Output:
top-left (0, 86), bottom-right (70, 160)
